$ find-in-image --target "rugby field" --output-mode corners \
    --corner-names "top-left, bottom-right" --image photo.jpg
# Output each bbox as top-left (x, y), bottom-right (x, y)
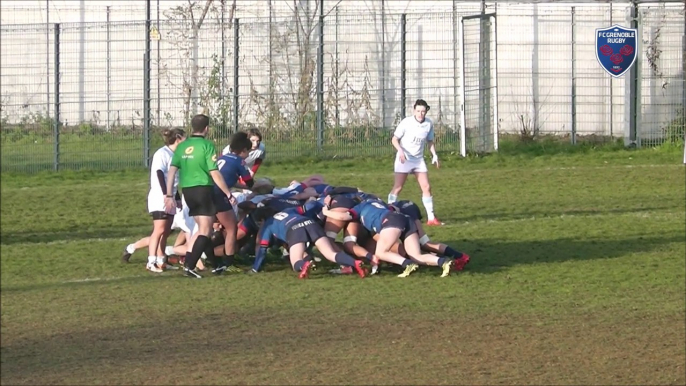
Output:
top-left (1, 144), bottom-right (685, 385)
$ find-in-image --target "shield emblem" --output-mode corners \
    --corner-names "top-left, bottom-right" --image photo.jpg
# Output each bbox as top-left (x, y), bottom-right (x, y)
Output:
top-left (595, 24), bottom-right (638, 78)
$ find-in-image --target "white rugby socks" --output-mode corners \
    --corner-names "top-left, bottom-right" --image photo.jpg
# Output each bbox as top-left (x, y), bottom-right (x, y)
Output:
top-left (126, 244), bottom-right (136, 254)
top-left (422, 196), bottom-right (435, 221)
top-left (388, 194), bottom-right (398, 204)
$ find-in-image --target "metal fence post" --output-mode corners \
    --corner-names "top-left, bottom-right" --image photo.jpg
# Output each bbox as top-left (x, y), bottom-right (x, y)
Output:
top-left (220, 1), bottom-right (226, 133)
top-left (334, 6), bottom-right (340, 128)
top-left (682, 32), bottom-right (685, 164)
top-left (400, 13), bottom-right (406, 119)
top-left (609, 3), bottom-right (613, 138)
top-left (452, 2), bottom-right (458, 133)
top-left (380, 0), bottom-right (386, 128)
top-left (233, 18), bottom-right (239, 134)
top-left (46, 2), bottom-right (50, 118)
top-left (626, 1), bottom-right (639, 147)
top-left (53, 23), bottom-right (61, 171)
top-left (316, 7), bottom-right (324, 152)
top-left (106, 6), bottom-right (111, 131)
top-left (479, 2), bottom-right (492, 150)
top-left (143, 0), bottom-right (152, 168)
top-left (571, 6), bottom-right (577, 145)
top-left (78, 0), bottom-right (85, 123)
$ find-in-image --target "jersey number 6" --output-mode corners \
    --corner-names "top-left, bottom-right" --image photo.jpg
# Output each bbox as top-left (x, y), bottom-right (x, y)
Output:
top-left (273, 212), bottom-right (289, 221)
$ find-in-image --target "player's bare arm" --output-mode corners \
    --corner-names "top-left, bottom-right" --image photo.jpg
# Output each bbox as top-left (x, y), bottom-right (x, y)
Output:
top-left (164, 165), bottom-right (179, 212)
top-left (322, 207), bottom-right (353, 222)
top-left (391, 136), bottom-right (406, 163)
top-left (427, 140), bottom-right (439, 169)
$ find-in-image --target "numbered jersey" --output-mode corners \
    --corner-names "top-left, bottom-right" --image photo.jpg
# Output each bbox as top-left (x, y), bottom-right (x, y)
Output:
top-left (257, 211), bottom-right (305, 247)
top-left (214, 153), bottom-right (252, 195)
top-left (348, 199), bottom-right (393, 234)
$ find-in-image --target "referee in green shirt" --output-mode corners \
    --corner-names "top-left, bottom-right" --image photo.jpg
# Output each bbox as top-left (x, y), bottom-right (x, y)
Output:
top-left (165, 114), bottom-right (234, 278)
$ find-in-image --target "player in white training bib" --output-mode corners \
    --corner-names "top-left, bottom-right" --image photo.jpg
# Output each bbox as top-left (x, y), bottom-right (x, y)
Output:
top-left (145, 128), bottom-right (187, 272)
top-left (388, 99), bottom-right (443, 226)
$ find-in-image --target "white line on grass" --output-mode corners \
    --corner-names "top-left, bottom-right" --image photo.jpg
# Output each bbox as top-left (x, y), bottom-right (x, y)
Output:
top-left (61, 274), bottom-right (149, 284)
top-left (35, 237), bottom-right (130, 246)
top-left (275, 163), bottom-right (683, 179)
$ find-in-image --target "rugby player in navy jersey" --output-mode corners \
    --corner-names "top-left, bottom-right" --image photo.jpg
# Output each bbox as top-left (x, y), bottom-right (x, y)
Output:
top-left (250, 207), bottom-right (366, 279)
top-left (235, 196), bottom-right (305, 259)
top-left (389, 200), bottom-right (470, 271)
top-left (320, 196), bottom-right (417, 277)
top-left (211, 131), bottom-right (255, 275)
top-left (322, 196), bottom-right (454, 277)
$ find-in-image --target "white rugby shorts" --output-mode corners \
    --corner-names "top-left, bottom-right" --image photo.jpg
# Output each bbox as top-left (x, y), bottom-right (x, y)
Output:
top-left (394, 153), bottom-right (428, 174)
top-left (147, 191), bottom-right (169, 214)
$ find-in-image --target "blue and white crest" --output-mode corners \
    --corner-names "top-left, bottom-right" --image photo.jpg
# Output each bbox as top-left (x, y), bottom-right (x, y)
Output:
top-left (595, 24), bottom-right (638, 78)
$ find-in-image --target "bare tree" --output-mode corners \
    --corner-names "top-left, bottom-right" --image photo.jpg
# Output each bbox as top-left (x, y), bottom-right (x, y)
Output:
top-left (162, 0), bottom-right (236, 125)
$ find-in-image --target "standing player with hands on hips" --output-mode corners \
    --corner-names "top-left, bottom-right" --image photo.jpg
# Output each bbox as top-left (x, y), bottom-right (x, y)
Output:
top-left (164, 114), bottom-right (236, 279)
top-left (388, 99), bottom-right (443, 226)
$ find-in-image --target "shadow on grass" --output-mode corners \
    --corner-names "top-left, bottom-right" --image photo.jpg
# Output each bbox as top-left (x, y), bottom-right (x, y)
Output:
top-left (451, 205), bottom-right (680, 224)
top-left (444, 233), bottom-right (685, 275)
top-left (4, 233), bottom-right (682, 294)
top-left (0, 226), bottom-right (152, 245)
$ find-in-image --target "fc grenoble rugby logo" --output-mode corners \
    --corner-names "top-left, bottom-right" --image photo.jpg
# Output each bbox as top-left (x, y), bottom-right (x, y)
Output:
top-left (595, 24), bottom-right (638, 78)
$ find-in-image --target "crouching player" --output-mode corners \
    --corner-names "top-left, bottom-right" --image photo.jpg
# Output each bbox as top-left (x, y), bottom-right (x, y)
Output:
top-left (250, 206), bottom-right (366, 279)
top-left (322, 196), bottom-right (454, 277)
top-left (390, 200), bottom-right (470, 271)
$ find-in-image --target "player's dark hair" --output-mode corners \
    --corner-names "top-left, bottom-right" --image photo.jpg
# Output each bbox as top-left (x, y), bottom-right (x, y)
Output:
top-left (414, 99), bottom-right (430, 111)
top-left (247, 128), bottom-right (262, 142)
top-left (162, 128), bottom-right (186, 146)
top-left (190, 114), bottom-right (210, 133)
top-left (252, 206), bottom-right (278, 223)
top-left (229, 131), bottom-right (252, 154)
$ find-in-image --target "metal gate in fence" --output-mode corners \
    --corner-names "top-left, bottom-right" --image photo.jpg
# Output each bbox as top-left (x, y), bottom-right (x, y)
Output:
top-left (459, 13), bottom-right (499, 156)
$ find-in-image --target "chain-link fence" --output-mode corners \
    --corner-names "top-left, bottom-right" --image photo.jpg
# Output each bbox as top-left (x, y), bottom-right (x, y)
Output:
top-left (1, 1), bottom-right (684, 173)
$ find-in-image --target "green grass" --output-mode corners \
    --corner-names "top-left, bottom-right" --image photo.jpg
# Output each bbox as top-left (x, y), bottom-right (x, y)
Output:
top-left (1, 143), bottom-right (685, 385)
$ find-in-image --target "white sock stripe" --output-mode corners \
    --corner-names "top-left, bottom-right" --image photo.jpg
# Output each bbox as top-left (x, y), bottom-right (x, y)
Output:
top-left (343, 236), bottom-right (358, 243)
top-left (326, 231), bottom-right (338, 239)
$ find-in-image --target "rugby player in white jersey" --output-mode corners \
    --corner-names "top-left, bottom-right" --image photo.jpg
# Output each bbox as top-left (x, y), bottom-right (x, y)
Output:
top-left (388, 99), bottom-right (443, 226)
top-left (145, 128), bottom-right (186, 272)
top-left (222, 128), bottom-right (266, 178)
